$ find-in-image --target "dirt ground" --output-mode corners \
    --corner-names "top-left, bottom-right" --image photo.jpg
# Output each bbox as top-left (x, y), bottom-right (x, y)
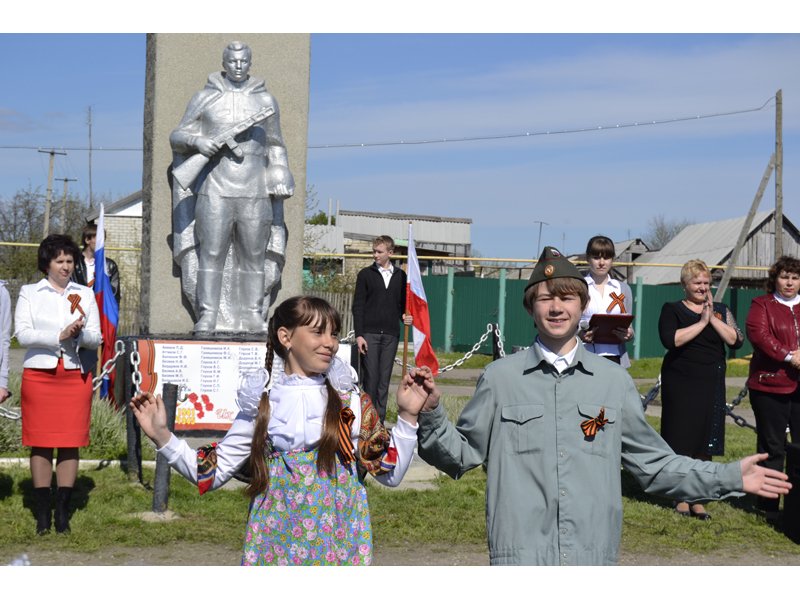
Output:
top-left (7, 541), bottom-right (800, 566)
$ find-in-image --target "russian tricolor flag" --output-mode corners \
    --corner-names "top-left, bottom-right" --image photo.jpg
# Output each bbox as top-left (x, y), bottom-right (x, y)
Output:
top-left (94, 204), bottom-right (119, 403)
top-left (406, 223), bottom-right (439, 375)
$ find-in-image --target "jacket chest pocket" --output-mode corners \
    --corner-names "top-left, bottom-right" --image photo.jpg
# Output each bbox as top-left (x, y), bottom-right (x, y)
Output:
top-left (577, 403), bottom-right (617, 458)
top-left (500, 404), bottom-right (545, 454)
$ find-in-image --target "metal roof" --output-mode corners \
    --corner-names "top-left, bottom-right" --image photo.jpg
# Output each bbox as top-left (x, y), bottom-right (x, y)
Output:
top-left (338, 209), bottom-right (472, 224)
top-left (631, 211), bottom-right (775, 285)
top-left (86, 190), bottom-right (143, 220)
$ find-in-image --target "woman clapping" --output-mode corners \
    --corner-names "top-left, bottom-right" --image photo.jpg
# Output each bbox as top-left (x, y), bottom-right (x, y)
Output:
top-left (14, 234), bottom-right (101, 534)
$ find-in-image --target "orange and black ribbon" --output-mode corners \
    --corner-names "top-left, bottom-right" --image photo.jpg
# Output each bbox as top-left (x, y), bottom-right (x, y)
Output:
top-left (580, 407), bottom-right (609, 438)
top-left (338, 406), bottom-right (356, 466)
top-left (606, 292), bottom-right (626, 314)
top-left (66, 293), bottom-right (85, 317)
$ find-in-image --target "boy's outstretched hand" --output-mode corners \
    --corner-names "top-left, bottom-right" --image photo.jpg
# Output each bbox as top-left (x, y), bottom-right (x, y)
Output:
top-left (396, 366), bottom-right (441, 426)
top-left (740, 453), bottom-right (792, 498)
top-left (130, 392), bottom-right (172, 449)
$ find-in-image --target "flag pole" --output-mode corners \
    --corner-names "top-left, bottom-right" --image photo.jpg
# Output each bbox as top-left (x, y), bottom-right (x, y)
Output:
top-left (401, 222), bottom-right (412, 379)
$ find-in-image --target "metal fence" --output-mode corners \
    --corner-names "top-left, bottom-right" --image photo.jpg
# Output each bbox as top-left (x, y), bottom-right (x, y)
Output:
top-left (309, 276), bottom-right (767, 359)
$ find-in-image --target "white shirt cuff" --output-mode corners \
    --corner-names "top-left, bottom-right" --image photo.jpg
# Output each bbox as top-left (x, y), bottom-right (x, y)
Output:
top-left (392, 415), bottom-right (419, 439)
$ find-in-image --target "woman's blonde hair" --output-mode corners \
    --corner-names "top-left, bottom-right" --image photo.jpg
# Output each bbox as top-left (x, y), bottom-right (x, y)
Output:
top-left (680, 259), bottom-right (710, 285)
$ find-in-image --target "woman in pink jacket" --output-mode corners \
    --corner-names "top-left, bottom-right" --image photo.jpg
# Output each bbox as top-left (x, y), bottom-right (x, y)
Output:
top-left (745, 255), bottom-right (800, 519)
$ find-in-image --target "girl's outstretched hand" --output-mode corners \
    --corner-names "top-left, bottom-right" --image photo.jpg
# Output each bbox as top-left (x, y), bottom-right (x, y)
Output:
top-left (130, 392), bottom-right (172, 448)
top-left (396, 366), bottom-right (441, 425)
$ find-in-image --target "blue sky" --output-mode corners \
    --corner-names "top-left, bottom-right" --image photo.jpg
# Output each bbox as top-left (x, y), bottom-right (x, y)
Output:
top-left (1, 29), bottom-right (798, 259)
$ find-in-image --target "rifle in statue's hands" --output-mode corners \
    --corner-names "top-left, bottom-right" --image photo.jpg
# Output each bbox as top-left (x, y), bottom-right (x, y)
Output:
top-left (172, 105), bottom-right (275, 190)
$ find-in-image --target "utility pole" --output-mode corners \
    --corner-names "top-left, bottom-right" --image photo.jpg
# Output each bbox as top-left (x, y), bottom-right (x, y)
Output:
top-left (87, 106), bottom-right (94, 209)
top-left (533, 220), bottom-right (549, 257)
top-left (775, 89), bottom-right (783, 258)
top-left (38, 148), bottom-right (67, 238)
top-left (56, 176), bottom-right (78, 233)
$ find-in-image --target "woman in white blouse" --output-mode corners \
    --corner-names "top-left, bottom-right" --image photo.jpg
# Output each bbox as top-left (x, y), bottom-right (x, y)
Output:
top-left (14, 234), bottom-right (101, 534)
top-left (578, 235), bottom-right (634, 367)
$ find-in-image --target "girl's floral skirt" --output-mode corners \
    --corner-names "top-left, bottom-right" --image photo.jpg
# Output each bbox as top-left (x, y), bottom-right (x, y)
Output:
top-left (241, 448), bottom-right (372, 566)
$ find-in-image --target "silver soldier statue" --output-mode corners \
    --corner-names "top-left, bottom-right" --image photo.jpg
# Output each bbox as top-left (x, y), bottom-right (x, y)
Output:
top-left (170, 40), bottom-right (294, 334)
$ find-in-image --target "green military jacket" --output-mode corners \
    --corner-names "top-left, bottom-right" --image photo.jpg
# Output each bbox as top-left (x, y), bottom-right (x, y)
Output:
top-left (417, 341), bottom-right (743, 565)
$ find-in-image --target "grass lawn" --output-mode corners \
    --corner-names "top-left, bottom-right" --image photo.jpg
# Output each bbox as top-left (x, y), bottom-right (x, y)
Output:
top-left (2, 411), bottom-right (797, 563)
top-left (2, 351), bottom-right (795, 564)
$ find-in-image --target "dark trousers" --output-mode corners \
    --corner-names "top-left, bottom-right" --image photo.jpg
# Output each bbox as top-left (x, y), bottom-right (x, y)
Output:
top-left (360, 332), bottom-right (399, 423)
top-left (750, 387), bottom-right (800, 511)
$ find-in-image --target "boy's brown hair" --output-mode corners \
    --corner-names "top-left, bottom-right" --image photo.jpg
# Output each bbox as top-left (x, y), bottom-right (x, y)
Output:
top-left (372, 235), bottom-right (395, 251)
top-left (523, 278), bottom-right (590, 314)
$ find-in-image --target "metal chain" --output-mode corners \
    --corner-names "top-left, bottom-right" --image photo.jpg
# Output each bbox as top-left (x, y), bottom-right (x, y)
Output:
top-left (92, 339), bottom-right (127, 391)
top-left (725, 385), bottom-right (757, 431)
top-left (0, 405), bottom-right (21, 420)
top-left (493, 325), bottom-right (506, 358)
top-left (130, 340), bottom-right (142, 395)
top-left (340, 330), bottom-right (355, 344)
top-left (437, 324), bottom-right (495, 373)
top-left (640, 376), bottom-right (661, 410)
top-left (389, 323), bottom-right (504, 372)
top-left (640, 379), bottom-right (757, 431)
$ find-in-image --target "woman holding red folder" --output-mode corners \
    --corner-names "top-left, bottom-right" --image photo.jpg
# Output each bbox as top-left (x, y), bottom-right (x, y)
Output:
top-left (579, 236), bottom-right (634, 367)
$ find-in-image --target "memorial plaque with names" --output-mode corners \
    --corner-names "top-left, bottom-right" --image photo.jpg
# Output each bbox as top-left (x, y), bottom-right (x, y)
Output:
top-left (135, 339), bottom-right (267, 431)
top-left (132, 339), bottom-right (354, 431)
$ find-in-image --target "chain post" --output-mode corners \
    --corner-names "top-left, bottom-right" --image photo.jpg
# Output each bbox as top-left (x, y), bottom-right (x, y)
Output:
top-left (125, 339), bottom-right (143, 483)
top-left (130, 342), bottom-right (142, 395)
top-left (92, 339), bottom-right (127, 391)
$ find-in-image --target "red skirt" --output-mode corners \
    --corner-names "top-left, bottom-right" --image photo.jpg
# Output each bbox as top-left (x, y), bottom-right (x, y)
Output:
top-left (21, 360), bottom-right (93, 447)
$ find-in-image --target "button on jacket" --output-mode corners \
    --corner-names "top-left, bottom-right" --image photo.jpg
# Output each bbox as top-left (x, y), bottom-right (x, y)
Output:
top-left (14, 279), bottom-right (102, 373)
top-left (417, 342), bottom-right (743, 566)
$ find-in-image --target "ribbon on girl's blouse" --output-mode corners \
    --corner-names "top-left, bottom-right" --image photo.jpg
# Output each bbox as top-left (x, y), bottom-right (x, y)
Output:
top-left (606, 292), bottom-right (626, 314)
top-left (337, 406), bottom-right (357, 466)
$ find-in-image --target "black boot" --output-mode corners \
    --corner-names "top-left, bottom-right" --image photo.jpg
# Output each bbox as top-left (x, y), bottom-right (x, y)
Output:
top-left (54, 487), bottom-right (73, 533)
top-left (33, 487), bottom-right (52, 535)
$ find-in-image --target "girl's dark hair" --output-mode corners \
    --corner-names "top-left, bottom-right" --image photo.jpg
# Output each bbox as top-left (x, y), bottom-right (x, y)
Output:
top-left (767, 255), bottom-right (800, 293)
top-left (38, 234), bottom-right (80, 275)
top-left (585, 235), bottom-right (615, 259)
top-left (246, 296), bottom-right (343, 499)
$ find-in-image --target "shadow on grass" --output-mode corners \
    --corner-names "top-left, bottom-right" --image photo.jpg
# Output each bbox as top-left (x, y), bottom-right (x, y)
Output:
top-left (19, 474), bottom-right (97, 524)
top-left (0, 472), bottom-right (12, 501)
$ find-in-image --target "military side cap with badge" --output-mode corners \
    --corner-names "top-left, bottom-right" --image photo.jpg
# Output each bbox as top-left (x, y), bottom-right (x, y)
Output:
top-left (525, 246), bottom-right (587, 291)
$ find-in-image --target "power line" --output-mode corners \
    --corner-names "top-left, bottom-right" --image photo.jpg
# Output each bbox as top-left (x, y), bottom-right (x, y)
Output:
top-left (307, 96), bottom-right (775, 149)
top-left (0, 146), bottom-right (141, 151)
top-left (0, 96), bottom-right (775, 153)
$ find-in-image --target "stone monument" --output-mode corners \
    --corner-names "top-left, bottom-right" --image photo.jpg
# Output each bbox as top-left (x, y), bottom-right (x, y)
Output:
top-left (139, 33), bottom-right (309, 337)
top-left (170, 40), bottom-right (294, 334)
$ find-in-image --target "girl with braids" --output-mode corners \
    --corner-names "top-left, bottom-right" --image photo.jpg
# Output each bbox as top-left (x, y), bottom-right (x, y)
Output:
top-left (130, 295), bottom-right (430, 565)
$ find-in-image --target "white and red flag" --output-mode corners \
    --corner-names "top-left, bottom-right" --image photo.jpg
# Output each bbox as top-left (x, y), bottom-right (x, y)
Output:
top-left (406, 223), bottom-right (439, 375)
top-left (94, 204), bottom-right (119, 403)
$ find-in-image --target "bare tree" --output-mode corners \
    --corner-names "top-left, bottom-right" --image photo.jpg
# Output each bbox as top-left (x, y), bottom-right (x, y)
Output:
top-left (643, 214), bottom-right (693, 250)
top-left (0, 186), bottom-right (93, 282)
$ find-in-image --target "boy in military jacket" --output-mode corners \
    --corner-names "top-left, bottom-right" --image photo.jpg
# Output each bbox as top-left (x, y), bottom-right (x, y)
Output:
top-left (398, 246), bottom-right (792, 566)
